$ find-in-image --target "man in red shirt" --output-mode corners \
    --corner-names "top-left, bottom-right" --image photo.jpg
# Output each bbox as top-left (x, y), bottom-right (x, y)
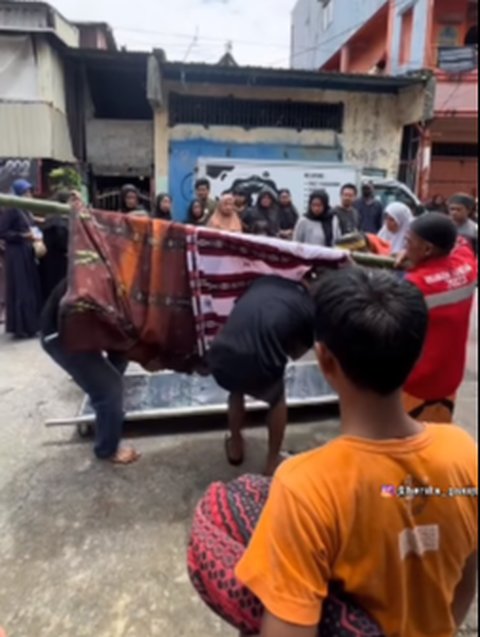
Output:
top-left (403, 213), bottom-right (477, 422)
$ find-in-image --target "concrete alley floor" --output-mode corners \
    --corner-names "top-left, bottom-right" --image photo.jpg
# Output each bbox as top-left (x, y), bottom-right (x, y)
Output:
top-left (0, 298), bottom-right (477, 637)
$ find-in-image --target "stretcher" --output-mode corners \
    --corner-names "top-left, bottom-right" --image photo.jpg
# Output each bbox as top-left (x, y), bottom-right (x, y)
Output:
top-left (45, 360), bottom-right (338, 436)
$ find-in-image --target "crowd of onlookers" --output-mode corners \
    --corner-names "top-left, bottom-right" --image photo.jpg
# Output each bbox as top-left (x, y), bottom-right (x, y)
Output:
top-left (0, 175), bottom-right (477, 338)
top-left (139, 177), bottom-right (477, 258)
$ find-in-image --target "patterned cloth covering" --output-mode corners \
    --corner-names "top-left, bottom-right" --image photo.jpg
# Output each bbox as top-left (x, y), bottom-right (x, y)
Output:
top-left (61, 210), bottom-right (350, 371)
top-left (186, 228), bottom-right (350, 356)
top-left (188, 475), bottom-right (385, 637)
top-left (61, 208), bottom-right (198, 372)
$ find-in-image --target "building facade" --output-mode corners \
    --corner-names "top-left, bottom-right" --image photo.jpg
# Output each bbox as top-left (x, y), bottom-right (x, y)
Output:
top-left (291, 0), bottom-right (478, 199)
top-left (148, 57), bottom-right (429, 220)
top-left (0, 1), bottom-right (78, 192)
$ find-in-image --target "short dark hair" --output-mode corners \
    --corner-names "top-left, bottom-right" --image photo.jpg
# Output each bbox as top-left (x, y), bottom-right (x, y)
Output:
top-left (341, 183), bottom-right (358, 195)
top-left (195, 178), bottom-right (210, 191)
top-left (313, 268), bottom-right (428, 395)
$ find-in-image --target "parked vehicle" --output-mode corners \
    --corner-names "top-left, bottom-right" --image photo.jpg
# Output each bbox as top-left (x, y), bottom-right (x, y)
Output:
top-left (365, 177), bottom-right (424, 217)
top-left (196, 158), bottom-right (359, 210)
top-left (195, 157), bottom-right (423, 216)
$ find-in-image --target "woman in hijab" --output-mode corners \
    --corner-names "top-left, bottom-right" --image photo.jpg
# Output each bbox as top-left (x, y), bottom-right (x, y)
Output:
top-left (154, 193), bottom-right (173, 221)
top-left (0, 179), bottom-right (42, 338)
top-left (207, 194), bottom-right (243, 233)
top-left (120, 184), bottom-right (147, 217)
top-left (278, 188), bottom-right (299, 240)
top-left (378, 202), bottom-right (413, 255)
top-left (243, 187), bottom-right (280, 237)
top-left (187, 199), bottom-right (209, 225)
top-left (293, 190), bottom-right (341, 247)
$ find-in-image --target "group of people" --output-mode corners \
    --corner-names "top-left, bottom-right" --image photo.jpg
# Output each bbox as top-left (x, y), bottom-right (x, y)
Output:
top-left (1, 175), bottom-right (478, 636)
top-left (182, 179), bottom-right (479, 262)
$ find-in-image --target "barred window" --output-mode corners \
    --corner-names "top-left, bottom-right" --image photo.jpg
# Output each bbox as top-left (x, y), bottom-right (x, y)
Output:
top-left (168, 93), bottom-right (344, 132)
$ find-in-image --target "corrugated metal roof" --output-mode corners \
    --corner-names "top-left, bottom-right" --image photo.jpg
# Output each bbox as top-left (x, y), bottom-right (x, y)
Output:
top-left (160, 60), bottom-right (430, 95)
top-left (0, 102), bottom-right (75, 161)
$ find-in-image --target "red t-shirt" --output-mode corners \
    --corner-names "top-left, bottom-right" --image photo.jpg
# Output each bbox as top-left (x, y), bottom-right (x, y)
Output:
top-left (405, 239), bottom-right (477, 400)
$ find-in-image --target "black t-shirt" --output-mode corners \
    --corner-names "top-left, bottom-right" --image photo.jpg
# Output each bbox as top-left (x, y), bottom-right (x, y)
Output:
top-left (208, 276), bottom-right (314, 391)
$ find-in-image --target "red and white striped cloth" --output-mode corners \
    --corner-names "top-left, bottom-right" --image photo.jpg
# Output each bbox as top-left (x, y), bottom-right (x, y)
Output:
top-left (186, 227), bottom-right (350, 356)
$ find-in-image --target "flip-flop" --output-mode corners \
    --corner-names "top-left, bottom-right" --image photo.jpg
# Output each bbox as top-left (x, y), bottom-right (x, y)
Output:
top-left (224, 435), bottom-right (244, 467)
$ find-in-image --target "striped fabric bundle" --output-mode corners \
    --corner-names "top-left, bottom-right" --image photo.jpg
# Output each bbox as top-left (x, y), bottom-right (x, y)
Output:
top-left (187, 228), bottom-right (351, 356)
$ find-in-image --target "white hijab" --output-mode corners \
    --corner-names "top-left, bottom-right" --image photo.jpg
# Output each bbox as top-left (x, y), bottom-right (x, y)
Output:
top-left (378, 202), bottom-right (413, 254)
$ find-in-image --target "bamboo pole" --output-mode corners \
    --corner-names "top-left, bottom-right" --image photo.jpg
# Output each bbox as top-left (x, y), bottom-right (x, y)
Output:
top-left (0, 194), bottom-right (396, 269)
top-left (0, 194), bottom-right (69, 216)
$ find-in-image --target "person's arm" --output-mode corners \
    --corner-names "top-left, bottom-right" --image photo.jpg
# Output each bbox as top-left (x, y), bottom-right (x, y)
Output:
top-left (0, 209), bottom-right (31, 243)
top-left (452, 551), bottom-right (477, 629)
top-left (293, 219), bottom-right (305, 243)
top-left (236, 474), bottom-right (334, 632)
top-left (332, 216), bottom-right (342, 244)
top-left (260, 612), bottom-right (317, 637)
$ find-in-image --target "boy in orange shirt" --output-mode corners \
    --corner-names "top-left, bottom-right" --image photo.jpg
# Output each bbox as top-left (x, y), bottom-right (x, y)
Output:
top-left (188, 268), bottom-right (478, 637)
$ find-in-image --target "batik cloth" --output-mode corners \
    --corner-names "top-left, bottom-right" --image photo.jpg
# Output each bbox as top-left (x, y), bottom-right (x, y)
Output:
top-left (187, 475), bottom-right (384, 637)
top-left (61, 208), bottom-right (198, 372)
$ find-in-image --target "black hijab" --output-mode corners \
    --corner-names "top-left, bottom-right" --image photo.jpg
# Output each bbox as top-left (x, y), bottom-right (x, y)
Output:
top-left (155, 193), bottom-right (172, 220)
top-left (305, 190), bottom-right (335, 247)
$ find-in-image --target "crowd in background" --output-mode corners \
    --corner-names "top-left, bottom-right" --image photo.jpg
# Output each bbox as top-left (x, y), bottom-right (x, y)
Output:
top-left (0, 175), bottom-right (478, 340)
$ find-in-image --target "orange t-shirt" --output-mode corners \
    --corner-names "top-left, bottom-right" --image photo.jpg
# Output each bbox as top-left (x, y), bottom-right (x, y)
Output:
top-left (236, 424), bottom-right (478, 636)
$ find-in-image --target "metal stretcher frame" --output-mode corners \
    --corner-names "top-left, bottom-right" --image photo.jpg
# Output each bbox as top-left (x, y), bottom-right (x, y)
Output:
top-left (45, 361), bottom-right (338, 428)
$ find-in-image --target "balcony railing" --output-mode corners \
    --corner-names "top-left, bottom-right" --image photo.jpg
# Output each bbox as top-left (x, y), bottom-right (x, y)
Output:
top-left (437, 46), bottom-right (478, 74)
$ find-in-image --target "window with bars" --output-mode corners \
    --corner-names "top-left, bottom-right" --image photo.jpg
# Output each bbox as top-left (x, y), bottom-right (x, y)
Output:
top-left (168, 93), bottom-right (344, 132)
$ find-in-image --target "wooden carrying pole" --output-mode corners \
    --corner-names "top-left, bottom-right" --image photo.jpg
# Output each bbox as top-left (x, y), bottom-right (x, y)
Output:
top-left (0, 194), bottom-right (396, 269)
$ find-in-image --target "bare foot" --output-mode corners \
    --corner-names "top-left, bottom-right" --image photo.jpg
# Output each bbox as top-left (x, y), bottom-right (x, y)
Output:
top-left (110, 447), bottom-right (141, 465)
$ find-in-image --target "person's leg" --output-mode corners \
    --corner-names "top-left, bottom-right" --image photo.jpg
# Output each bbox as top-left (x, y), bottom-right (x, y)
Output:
top-left (41, 337), bottom-right (138, 463)
top-left (264, 392), bottom-right (288, 477)
top-left (226, 392), bottom-right (246, 465)
top-left (106, 351), bottom-right (129, 376)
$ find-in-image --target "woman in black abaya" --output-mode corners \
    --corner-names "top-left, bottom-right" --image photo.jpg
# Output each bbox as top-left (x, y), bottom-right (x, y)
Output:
top-left (0, 179), bottom-right (42, 338)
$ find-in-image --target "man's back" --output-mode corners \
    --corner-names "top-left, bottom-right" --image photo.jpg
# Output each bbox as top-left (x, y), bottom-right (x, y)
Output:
top-left (237, 424), bottom-right (478, 636)
top-left (405, 241), bottom-right (477, 400)
top-left (209, 276), bottom-right (313, 383)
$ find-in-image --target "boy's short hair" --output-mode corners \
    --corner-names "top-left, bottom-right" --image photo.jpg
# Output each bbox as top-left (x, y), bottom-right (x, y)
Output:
top-left (195, 178), bottom-right (210, 191)
top-left (341, 183), bottom-right (358, 194)
top-left (313, 268), bottom-right (428, 395)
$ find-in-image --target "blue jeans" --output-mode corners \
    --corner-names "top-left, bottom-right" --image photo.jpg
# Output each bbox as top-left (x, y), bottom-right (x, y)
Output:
top-left (41, 336), bottom-right (128, 459)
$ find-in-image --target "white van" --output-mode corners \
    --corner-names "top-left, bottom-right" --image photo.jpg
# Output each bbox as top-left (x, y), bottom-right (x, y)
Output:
top-left (196, 157), bottom-right (423, 215)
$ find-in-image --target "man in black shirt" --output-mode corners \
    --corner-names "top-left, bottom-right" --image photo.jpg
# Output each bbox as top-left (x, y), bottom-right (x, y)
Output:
top-left (40, 280), bottom-right (139, 465)
top-left (208, 276), bottom-right (315, 476)
top-left (354, 183), bottom-right (384, 234)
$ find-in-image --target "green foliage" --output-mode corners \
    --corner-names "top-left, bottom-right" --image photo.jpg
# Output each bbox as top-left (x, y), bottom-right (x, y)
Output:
top-left (49, 167), bottom-right (83, 192)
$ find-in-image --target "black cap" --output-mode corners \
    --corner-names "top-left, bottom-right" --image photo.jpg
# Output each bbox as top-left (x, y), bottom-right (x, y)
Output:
top-left (410, 212), bottom-right (458, 254)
